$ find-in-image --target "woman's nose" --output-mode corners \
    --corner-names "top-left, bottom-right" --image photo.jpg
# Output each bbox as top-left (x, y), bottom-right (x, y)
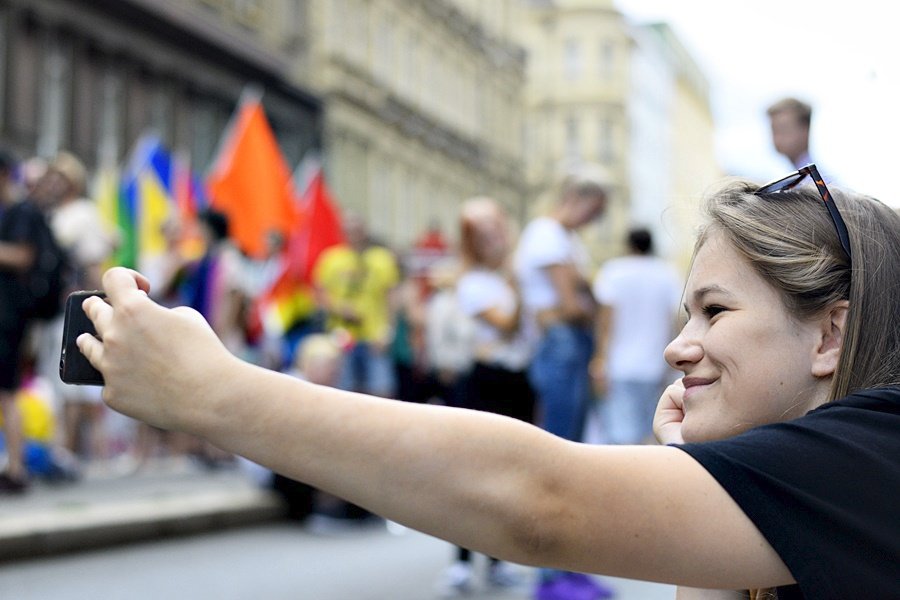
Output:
top-left (664, 323), bottom-right (703, 371)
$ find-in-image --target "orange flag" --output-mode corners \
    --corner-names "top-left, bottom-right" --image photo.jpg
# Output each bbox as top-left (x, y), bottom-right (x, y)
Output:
top-left (206, 95), bottom-right (298, 258)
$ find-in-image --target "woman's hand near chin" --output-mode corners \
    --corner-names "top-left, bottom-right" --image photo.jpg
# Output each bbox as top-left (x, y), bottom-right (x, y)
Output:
top-left (77, 267), bottom-right (244, 434)
top-left (654, 379), bottom-right (686, 445)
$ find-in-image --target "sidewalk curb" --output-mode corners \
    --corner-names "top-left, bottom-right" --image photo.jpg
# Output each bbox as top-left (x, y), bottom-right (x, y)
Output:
top-left (0, 487), bottom-right (287, 562)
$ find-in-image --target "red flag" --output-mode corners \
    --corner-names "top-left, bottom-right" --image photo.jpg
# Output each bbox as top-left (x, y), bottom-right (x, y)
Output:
top-left (291, 169), bottom-right (345, 284)
top-left (248, 168), bottom-right (344, 337)
top-left (206, 96), bottom-right (298, 259)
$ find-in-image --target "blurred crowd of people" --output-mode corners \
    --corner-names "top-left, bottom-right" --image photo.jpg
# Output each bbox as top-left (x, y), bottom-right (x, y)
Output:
top-left (1, 146), bottom-right (684, 599)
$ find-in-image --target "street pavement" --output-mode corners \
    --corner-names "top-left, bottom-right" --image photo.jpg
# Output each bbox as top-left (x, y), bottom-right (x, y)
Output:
top-left (0, 458), bottom-right (676, 599)
top-left (0, 457), bottom-right (284, 561)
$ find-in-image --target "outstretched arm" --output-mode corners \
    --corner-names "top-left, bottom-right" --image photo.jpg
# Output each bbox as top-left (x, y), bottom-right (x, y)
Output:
top-left (79, 268), bottom-right (794, 590)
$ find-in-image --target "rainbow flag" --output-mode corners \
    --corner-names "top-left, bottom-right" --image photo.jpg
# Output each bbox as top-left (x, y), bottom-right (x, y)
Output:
top-left (97, 136), bottom-right (209, 270)
top-left (121, 136), bottom-right (176, 263)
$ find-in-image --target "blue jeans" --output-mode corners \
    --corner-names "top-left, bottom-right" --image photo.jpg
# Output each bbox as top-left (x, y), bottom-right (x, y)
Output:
top-left (529, 324), bottom-right (594, 584)
top-left (338, 342), bottom-right (396, 397)
top-left (529, 324), bottom-right (594, 442)
top-left (601, 379), bottom-right (664, 445)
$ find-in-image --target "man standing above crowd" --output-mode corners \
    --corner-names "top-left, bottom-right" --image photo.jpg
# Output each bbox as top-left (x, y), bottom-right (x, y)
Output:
top-left (767, 97), bottom-right (814, 170)
top-left (591, 227), bottom-right (681, 445)
top-left (0, 148), bottom-right (41, 493)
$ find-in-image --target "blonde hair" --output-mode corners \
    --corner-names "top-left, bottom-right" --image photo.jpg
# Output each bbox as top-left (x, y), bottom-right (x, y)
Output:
top-left (698, 178), bottom-right (900, 400)
top-left (52, 151), bottom-right (87, 197)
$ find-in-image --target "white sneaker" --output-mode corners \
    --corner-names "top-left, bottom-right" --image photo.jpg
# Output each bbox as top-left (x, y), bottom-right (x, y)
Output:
top-left (436, 561), bottom-right (473, 597)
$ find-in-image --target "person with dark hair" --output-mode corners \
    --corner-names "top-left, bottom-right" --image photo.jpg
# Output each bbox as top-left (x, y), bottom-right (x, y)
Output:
top-left (0, 148), bottom-right (42, 492)
top-left (766, 97), bottom-right (814, 170)
top-left (181, 209), bottom-right (246, 354)
top-left (591, 227), bottom-right (681, 445)
top-left (76, 166), bottom-right (900, 599)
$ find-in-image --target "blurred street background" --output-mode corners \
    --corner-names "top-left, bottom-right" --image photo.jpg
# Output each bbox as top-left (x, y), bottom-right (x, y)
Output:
top-left (0, 0), bottom-right (896, 598)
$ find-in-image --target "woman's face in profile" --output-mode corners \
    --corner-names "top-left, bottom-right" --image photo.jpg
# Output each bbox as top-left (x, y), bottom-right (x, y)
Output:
top-left (664, 230), bottom-right (826, 442)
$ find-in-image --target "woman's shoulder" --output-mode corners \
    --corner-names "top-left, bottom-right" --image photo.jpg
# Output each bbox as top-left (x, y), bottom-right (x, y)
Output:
top-left (810, 385), bottom-right (900, 418)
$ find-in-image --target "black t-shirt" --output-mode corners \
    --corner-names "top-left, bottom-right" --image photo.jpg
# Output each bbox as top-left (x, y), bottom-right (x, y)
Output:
top-left (677, 387), bottom-right (900, 600)
top-left (0, 199), bottom-right (43, 324)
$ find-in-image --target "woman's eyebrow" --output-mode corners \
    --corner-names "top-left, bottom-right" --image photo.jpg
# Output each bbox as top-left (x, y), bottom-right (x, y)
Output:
top-left (692, 284), bottom-right (734, 302)
top-left (682, 284), bottom-right (735, 315)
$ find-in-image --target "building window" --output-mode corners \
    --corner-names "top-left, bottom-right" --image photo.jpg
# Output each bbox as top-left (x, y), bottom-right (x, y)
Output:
top-left (404, 30), bottom-right (419, 100)
top-left (8, 17), bottom-right (40, 148)
top-left (563, 38), bottom-right (581, 81)
top-left (374, 15), bottom-right (394, 83)
top-left (347, 0), bottom-right (369, 65)
top-left (150, 85), bottom-right (174, 147)
top-left (231, 0), bottom-right (264, 29)
top-left (565, 115), bottom-right (580, 161)
top-left (37, 31), bottom-right (71, 158)
top-left (599, 41), bottom-right (615, 80)
top-left (98, 65), bottom-right (124, 167)
top-left (191, 100), bottom-right (219, 173)
top-left (70, 43), bottom-right (102, 167)
top-left (395, 167), bottom-right (410, 246)
top-left (598, 117), bottom-right (613, 164)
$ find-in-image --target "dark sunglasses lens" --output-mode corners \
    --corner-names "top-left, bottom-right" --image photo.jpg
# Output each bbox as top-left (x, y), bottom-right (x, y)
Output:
top-left (758, 172), bottom-right (806, 194)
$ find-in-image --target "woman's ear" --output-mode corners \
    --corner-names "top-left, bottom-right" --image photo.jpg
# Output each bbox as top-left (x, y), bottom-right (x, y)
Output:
top-left (811, 301), bottom-right (849, 378)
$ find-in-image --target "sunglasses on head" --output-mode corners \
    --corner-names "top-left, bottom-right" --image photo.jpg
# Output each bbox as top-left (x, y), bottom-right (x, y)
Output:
top-left (754, 164), bottom-right (851, 262)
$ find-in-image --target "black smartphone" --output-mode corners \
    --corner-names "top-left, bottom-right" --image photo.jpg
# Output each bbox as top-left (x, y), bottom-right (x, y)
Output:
top-left (59, 291), bottom-right (106, 386)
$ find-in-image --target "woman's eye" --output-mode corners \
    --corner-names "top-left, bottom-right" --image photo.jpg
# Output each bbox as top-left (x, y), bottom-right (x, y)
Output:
top-left (702, 304), bottom-right (727, 318)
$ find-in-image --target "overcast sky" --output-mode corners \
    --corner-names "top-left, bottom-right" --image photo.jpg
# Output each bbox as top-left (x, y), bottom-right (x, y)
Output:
top-left (614, 0), bottom-right (900, 207)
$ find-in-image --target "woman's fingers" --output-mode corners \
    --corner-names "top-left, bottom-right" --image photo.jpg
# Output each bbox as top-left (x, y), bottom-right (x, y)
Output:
top-left (82, 294), bottom-right (113, 338)
top-left (102, 266), bottom-right (151, 305)
top-left (76, 331), bottom-right (104, 368)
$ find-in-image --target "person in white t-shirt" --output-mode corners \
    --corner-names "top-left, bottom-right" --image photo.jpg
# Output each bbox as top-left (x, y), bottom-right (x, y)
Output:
top-left (591, 228), bottom-right (682, 445)
top-left (513, 167), bottom-right (614, 600)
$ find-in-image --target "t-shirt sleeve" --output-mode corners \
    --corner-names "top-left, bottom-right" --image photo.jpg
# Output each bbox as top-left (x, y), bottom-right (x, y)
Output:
top-left (457, 272), bottom-right (501, 317)
top-left (675, 391), bottom-right (900, 599)
top-left (592, 264), bottom-right (614, 305)
top-left (527, 220), bottom-right (572, 268)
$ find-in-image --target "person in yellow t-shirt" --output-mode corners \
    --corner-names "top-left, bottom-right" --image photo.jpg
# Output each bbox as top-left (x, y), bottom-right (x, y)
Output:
top-left (313, 213), bottom-right (400, 397)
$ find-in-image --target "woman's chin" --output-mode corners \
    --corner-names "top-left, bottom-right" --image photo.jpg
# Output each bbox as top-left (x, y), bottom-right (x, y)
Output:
top-left (680, 418), bottom-right (725, 444)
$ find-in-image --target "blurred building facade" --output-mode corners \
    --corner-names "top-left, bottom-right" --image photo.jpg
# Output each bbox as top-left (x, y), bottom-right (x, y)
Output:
top-left (513, 0), bottom-right (720, 268)
top-left (0, 0), bottom-right (321, 173)
top-left (299, 0), bottom-right (527, 248)
top-left (1, 0), bottom-right (717, 262)
top-left (628, 22), bottom-right (721, 268)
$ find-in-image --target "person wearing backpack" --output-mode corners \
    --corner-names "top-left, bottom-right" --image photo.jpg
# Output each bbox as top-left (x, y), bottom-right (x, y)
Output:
top-left (0, 147), bottom-right (44, 493)
top-left (35, 152), bottom-right (117, 464)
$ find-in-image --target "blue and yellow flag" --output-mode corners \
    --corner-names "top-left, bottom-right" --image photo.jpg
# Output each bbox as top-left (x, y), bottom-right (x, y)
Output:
top-left (122, 136), bottom-right (176, 264)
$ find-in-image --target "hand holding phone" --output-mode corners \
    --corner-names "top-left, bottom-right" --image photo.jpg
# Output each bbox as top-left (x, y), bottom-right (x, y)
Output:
top-left (59, 291), bottom-right (106, 386)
